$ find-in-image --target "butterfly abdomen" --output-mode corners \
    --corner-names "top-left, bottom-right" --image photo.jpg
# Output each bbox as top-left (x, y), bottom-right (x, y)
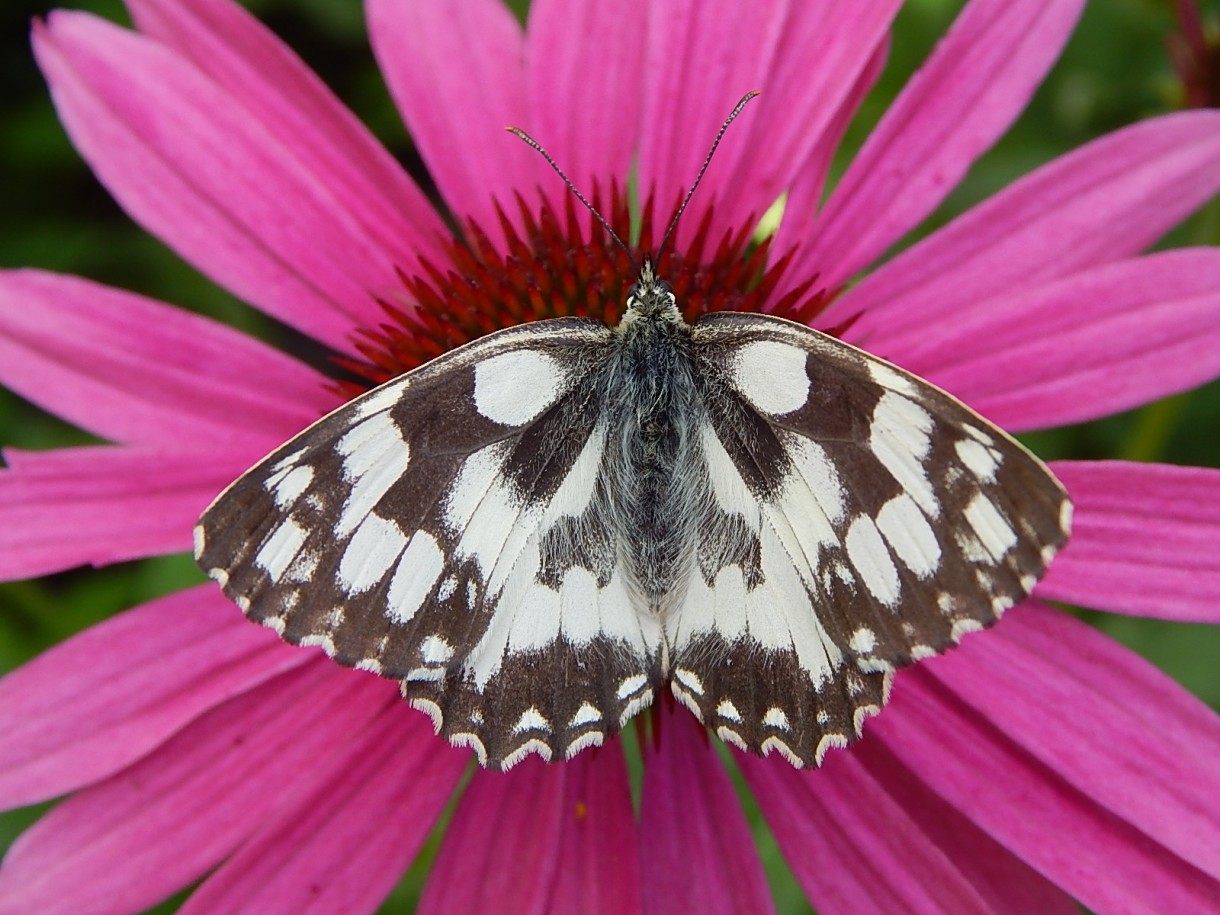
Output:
top-left (602, 316), bottom-right (704, 618)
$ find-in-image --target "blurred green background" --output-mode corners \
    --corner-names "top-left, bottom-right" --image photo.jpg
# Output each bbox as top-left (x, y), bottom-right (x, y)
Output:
top-left (1, 0), bottom-right (1218, 911)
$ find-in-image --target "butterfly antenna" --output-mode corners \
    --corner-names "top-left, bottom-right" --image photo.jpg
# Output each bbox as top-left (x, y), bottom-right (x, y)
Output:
top-left (654, 90), bottom-right (760, 265)
top-left (508, 90), bottom-right (759, 276)
top-left (506, 126), bottom-right (637, 273)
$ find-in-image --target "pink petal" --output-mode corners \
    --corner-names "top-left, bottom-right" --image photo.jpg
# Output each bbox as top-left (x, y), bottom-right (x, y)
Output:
top-left (871, 608), bottom-right (1220, 912)
top-left (636, 0), bottom-right (900, 244)
top-left (420, 759), bottom-right (567, 915)
top-left (639, 708), bottom-right (773, 915)
top-left (368, 0), bottom-right (545, 240)
top-left (893, 249), bottom-right (1220, 431)
top-left (1038, 461), bottom-right (1220, 622)
top-left (931, 604), bottom-right (1220, 882)
top-left (741, 747), bottom-right (1075, 914)
top-left (636, 0), bottom-right (786, 219)
top-left (835, 109), bottom-right (1220, 337)
top-left (773, 34), bottom-right (891, 279)
top-left (742, 751), bottom-right (989, 914)
top-left (0, 585), bottom-right (306, 809)
top-left (125, 0), bottom-right (448, 280)
top-left (548, 747), bottom-right (642, 914)
top-left (791, 0), bottom-right (1085, 291)
top-left (0, 270), bottom-right (331, 448)
top-left (524, 0), bottom-right (648, 197)
top-left (853, 741), bottom-right (1080, 915)
top-left (422, 745), bottom-right (638, 915)
top-left (0, 446), bottom-right (252, 579)
top-left (182, 709), bottom-right (466, 915)
top-left (0, 662), bottom-right (399, 914)
top-left (714, 1), bottom-right (902, 242)
top-left (34, 13), bottom-right (407, 351)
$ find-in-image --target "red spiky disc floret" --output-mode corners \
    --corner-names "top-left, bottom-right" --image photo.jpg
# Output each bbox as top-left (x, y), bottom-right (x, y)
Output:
top-left (333, 184), bottom-right (843, 398)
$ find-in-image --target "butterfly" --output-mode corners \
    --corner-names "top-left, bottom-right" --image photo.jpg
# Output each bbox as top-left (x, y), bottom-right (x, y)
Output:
top-left (196, 94), bottom-right (1071, 770)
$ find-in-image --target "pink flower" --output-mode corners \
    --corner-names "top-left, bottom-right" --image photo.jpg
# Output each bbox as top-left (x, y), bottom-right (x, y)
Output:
top-left (3, 0), bottom-right (1220, 911)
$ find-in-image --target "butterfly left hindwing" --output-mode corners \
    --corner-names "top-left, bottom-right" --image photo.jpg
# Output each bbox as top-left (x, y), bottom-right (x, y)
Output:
top-left (660, 311), bottom-right (1070, 765)
top-left (197, 317), bottom-right (665, 769)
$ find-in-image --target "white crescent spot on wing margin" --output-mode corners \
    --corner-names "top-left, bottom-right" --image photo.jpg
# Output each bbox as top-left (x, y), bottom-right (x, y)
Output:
top-left (474, 349), bottom-right (565, 425)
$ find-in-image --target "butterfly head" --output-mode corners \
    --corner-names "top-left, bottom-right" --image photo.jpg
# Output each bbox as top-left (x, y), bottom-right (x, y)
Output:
top-left (622, 257), bottom-right (681, 327)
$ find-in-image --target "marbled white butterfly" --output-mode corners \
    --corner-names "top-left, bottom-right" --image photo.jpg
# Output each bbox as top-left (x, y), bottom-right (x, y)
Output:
top-left (196, 94), bottom-right (1071, 770)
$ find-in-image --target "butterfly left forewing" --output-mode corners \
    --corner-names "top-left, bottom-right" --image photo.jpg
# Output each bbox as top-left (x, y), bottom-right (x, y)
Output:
top-left (667, 311), bottom-right (1071, 765)
top-left (197, 318), bottom-right (663, 769)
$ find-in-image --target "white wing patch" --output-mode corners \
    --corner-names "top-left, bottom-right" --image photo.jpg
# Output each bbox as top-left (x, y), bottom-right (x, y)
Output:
top-left (954, 437), bottom-right (1001, 481)
top-left (731, 340), bottom-right (811, 415)
top-left (462, 533), bottom-right (653, 690)
top-left (869, 391), bottom-right (938, 517)
top-left (963, 491), bottom-right (1018, 560)
top-left (875, 494), bottom-right (941, 577)
top-left (339, 513), bottom-right (407, 593)
top-left (845, 516), bottom-right (901, 606)
top-left (473, 349), bottom-right (565, 425)
top-left (255, 517), bottom-right (307, 582)
top-left (701, 424), bottom-right (761, 518)
top-left (335, 411), bottom-right (411, 537)
top-left (769, 434), bottom-right (845, 586)
top-left (386, 532), bottom-right (445, 624)
top-left (445, 443), bottom-right (522, 583)
top-left (266, 464), bottom-right (314, 509)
